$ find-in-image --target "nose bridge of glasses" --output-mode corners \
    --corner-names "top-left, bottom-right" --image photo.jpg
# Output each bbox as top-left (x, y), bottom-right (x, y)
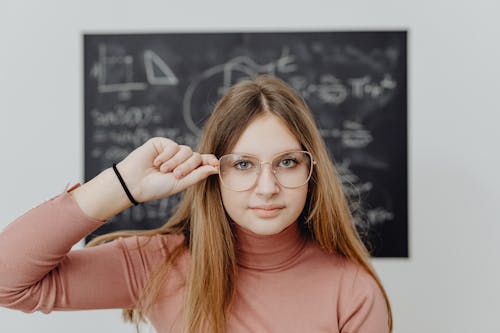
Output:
top-left (255, 161), bottom-right (279, 188)
top-left (259, 160), bottom-right (277, 173)
top-left (258, 160), bottom-right (282, 182)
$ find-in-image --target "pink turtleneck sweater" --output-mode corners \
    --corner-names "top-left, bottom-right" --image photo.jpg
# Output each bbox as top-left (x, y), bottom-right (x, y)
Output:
top-left (0, 188), bottom-right (389, 332)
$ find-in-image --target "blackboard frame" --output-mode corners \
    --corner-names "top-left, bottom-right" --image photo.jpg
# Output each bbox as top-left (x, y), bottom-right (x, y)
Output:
top-left (83, 31), bottom-right (407, 257)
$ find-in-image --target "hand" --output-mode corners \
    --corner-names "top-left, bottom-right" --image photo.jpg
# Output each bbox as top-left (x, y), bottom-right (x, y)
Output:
top-left (116, 137), bottom-right (219, 203)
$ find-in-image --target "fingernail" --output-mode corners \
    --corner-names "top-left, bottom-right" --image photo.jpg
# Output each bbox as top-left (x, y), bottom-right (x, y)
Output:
top-left (173, 169), bottom-right (182, 177)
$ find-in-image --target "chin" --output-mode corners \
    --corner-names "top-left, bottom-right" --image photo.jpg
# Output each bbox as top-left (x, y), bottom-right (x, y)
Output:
top-left (241, 220), bottom-right (291, 236)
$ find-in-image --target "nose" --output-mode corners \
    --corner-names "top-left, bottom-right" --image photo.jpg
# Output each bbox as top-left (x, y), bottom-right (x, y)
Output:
top-left (254, 164), bottom-right (280, 197)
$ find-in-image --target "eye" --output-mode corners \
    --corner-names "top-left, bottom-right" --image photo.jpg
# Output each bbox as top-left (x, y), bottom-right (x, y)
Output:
top-left (278, 158), bottom-right (298, 168)
top-left (233, 160), bottom-right (254, 170)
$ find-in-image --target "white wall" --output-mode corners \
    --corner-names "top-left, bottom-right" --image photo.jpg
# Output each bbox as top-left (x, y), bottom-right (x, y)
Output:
top-left (1, 1), bottom-right (499, 332)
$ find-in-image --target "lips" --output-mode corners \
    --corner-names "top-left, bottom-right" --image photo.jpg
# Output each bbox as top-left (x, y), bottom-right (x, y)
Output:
top-left (250, 204), bottom-right (285, 218)
top-left (250, 204), bottom-right (285, 210)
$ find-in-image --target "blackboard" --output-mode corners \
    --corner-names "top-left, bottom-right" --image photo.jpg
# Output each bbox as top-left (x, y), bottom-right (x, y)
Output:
top-left (84, 31), bottom-right (407, 257)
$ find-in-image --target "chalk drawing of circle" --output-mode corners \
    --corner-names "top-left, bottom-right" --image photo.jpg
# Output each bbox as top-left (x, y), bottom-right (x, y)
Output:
top-left (183, 65), bottom-right (258, 135)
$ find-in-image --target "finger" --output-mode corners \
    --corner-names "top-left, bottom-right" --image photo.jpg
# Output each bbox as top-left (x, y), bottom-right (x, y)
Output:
top-left (152, 140), bottom-right (180, 167)
top-left (172, 152), bottom-right (202, 178)
top-left (201, 154), bottom-right (219, 167)
top-left (173, 165), bottom-right (220, 192)
top-left (159, 145), bottom-right (193, 173)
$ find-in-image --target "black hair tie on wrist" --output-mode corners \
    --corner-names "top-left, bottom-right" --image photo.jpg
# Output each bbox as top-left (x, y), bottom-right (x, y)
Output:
top-left (112, 163), bottom-right (140, 206)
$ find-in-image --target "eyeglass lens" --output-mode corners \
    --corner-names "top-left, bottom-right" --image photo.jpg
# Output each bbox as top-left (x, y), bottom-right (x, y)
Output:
top-left (219, 151), bottom-right (312, 191)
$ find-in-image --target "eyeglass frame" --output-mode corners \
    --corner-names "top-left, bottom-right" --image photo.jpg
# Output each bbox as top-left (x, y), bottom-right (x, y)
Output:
top-left (217, 150), bottom-right (316, 192)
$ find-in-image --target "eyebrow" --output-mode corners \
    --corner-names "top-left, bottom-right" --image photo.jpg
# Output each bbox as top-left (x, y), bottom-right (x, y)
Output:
top-left (230, 148), bottom-right (303, 156)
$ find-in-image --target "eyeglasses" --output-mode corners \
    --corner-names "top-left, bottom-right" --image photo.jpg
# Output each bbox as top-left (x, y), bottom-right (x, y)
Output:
top-left (218, 151), bottom-right (315, 192)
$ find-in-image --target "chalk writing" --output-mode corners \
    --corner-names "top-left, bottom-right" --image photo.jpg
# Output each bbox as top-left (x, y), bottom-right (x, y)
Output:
top-left (319, 120), bottom-right (373, 149)
top-left (91, 104), bottom-right (160, 127)
top-left (90, 44), bottom-right (178, 95)
top-left (144, 50), bottom-right (179, 85)
top-left (183, 47), bottom-right (299, 135)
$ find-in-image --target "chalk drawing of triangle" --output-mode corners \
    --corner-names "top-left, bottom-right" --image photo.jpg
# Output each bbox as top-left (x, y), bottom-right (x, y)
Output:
top-left (144, 50), bottom-right (179, 85)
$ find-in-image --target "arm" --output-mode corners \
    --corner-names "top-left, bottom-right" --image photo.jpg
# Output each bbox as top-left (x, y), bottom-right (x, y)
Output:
top-left (0, 187), bottom-right (141, 312)
top-left (70, 137), bottom-right (219, 222)
top-left (0, 137), bottom-right (218, 312)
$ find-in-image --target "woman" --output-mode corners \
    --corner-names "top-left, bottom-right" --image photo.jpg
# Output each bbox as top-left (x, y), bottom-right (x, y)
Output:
top-left (0, 75), bottom-right (392, 332)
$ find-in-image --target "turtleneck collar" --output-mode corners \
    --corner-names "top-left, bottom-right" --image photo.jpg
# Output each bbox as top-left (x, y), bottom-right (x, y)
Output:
top-left (233, 222), bottom-right (307, 271)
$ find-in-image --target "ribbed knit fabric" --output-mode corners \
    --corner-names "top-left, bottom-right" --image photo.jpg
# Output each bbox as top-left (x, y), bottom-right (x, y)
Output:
top-left (0, 187), bottom-right (389, 332)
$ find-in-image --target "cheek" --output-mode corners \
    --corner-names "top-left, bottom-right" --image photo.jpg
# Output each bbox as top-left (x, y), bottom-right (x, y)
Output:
top-left (220, 187), bottom-right (246, 220)
top-left (287, 187), bottom-right (308, 216)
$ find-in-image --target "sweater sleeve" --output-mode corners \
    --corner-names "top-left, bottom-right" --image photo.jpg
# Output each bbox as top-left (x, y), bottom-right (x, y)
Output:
top-left (0, 186), bottom-right (160, 313)
top-left (338, 266), bottom-right (390, 333)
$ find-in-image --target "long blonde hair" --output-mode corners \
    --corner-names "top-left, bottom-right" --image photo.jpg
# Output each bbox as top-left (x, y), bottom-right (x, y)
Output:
top-left (88, 75), bottom-right (393, 332)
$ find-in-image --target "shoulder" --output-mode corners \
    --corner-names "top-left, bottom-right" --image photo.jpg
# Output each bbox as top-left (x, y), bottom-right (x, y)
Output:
top-left (299, 241), bottom-right (360, 277)
top-left (337, 263), bottom-right (389, 332)
top-left (301, 243), bottom-right (389, 332)
top-left (297, 243), bottom-right (380, 298)
top-left (334, 257), bottom-right (389, 332)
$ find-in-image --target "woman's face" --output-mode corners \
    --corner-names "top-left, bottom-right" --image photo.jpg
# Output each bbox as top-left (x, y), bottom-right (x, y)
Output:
top-left (219, 113), bottom-right (308, 236)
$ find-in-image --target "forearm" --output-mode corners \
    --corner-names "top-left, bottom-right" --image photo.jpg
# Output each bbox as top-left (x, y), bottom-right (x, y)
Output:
top-left (69, 167), bottom-right (133, 222)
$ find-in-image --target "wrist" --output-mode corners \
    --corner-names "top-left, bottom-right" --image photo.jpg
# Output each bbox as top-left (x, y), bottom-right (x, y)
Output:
top-left (112, 163), bottom-right (140, 206)
top-left (70, 168), bottom-right (133, 221)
